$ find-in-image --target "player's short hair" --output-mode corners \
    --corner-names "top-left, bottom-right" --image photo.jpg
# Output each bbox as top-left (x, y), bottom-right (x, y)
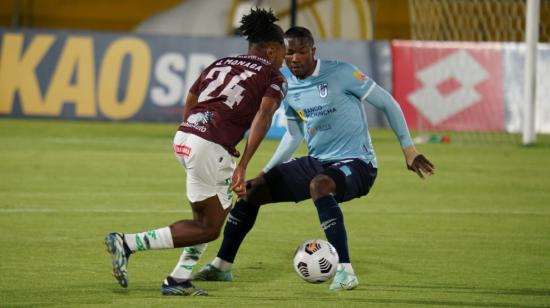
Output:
top-left (239, 8), bottom-right (284, 45)
top-left (284, 26), bottom-right (315, 47)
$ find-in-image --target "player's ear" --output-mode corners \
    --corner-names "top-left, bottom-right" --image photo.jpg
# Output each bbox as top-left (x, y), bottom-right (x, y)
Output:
top-left (311, 46), bottom-right (317, 60)
top-left (265, 45), bottom-right (275, 61)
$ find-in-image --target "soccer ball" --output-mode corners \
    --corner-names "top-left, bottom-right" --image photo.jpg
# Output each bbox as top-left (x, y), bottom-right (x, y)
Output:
top-left (293, 239), bottom-right (339, 283)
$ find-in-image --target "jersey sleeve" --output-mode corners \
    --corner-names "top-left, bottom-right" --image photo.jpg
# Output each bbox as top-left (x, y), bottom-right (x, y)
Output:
top-left (339, 62), bottom-right (376, 101)
top-left (366, 83), bottom-right (414, 149)
top-left (263, 70), bottom-right (287, 103)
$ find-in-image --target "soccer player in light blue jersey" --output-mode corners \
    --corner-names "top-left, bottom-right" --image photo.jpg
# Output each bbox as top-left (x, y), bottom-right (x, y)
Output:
top-left (194, 26), bottom-right (434, 291)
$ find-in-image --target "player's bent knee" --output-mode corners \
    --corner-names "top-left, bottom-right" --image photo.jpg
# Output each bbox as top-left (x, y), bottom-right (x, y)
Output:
top-left (309, 175), bottom-right (336, 199)
top-left (244, 176), bottom-right (272, 206)
top-left (202, 224), bottom-right (222, 242)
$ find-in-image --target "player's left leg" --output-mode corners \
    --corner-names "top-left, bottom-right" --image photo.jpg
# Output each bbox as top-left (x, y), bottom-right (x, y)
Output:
top-left (194, 176), bottom-right (275, 281)
top-left (310, 159), bottom-right (377, 291)
top-left (168, 208), bottom-right (208, 284)
top-left (161, 196), bottom-right (230, 296)
top-left (195, 156), bottom-right (325, 281)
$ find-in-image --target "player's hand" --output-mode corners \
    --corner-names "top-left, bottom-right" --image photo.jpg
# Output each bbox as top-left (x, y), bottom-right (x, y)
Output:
top-left (231, 165), bottom-right (247, 198)
top-left (407, 154), bottom-right (435, 179)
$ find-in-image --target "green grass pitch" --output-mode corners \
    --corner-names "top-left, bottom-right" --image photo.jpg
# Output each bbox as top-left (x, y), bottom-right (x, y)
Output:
top-left (1, 119), bottom-right (549, 307)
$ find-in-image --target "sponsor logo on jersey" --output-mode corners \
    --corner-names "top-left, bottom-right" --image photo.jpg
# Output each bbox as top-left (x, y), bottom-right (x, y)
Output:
top-left (318, 83), bottom-right (328, 98)
top-left (173, 144), bottom-right (191, 157)
top-left (297, 110), bottom-right (306, 120)
top-left (188, 111), bottom-right (213, 125)
top-left (182, 111), bottom-right (213, 132)
top-left (353, 70), bottom-right (366, 81)
top-left (307, 123), bottom-right (333, 137)
top-left (317, 124), bottom-right (332, 131)
top-left (301, 105), bottom-right (337, 118)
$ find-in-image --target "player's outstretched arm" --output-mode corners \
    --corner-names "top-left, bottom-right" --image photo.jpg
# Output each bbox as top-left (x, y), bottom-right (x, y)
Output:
top-left (231, 96), bottom-right (279, 197)
top-left (261, 119), bottom-right (303, 174)
top-left (365, 83), bottom-right (435, 179)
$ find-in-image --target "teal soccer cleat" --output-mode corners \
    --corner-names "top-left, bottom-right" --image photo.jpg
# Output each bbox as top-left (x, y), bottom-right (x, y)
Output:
top-left (161, 276), bottom-right (208, 296)
top-left (104, 232), bottom-right (130, 288)
top-left (329, 269), bottom-right (359, 291)
top-left (192, 264), bottom-right (233, 281)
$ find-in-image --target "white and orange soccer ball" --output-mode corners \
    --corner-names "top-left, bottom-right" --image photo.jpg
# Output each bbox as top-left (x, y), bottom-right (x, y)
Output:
top-left (293, 239), bottom-right (339, 283)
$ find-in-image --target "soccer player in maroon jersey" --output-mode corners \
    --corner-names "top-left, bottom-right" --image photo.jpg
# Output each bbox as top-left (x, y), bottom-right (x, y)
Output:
top-left (194, 26), bottom-right (434, 291)
top-left (104, 8), bottom-right (287, 296)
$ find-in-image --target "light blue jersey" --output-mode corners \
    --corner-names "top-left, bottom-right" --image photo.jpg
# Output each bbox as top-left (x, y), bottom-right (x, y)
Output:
top-left (282, 60), bottom-right (379, 165)
top-left (264, 59), bottom-right (413, 172)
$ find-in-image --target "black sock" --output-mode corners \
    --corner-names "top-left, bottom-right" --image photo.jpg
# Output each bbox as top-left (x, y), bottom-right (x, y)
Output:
top-left (217, 199), bottom-right (260, 263)
top-left (314, 195), bottom-right (350, 263)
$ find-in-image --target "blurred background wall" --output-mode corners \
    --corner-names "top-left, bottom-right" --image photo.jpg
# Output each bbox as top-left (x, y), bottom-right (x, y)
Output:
top-left (0, 0), bottom-right (411, 39)
top-left (2, 0), bottom-right (550, 138)
top-left (2, 0), bottom-right (549, 41)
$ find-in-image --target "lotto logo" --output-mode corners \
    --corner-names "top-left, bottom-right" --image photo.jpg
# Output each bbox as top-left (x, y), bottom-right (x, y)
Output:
top-left (173, 144), bottom-right (191, 156)
top-left (392, 41), bottom-right (504, 132)
top-left (408, 50), bottom-right (488, 125)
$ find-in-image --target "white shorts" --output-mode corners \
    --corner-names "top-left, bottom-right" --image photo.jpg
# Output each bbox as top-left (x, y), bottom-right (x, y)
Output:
top-left (173, 131), bottom-right (235, 209)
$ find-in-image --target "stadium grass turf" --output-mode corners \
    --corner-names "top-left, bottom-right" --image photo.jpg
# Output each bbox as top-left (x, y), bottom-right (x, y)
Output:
top-left (1, 119), bottom-right (549, 307)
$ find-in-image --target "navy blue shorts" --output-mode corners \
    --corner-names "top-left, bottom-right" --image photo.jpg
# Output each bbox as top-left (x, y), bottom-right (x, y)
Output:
top-left (263, 156), bottom-right (377, 203)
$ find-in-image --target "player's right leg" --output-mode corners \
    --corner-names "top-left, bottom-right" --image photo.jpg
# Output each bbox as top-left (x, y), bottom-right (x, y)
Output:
top-left (104, 132), bottom-right (231, 291)
top-left (312, 159), bottom-right (377, 291)
top-left (194, 156), bottom-right (324, 281)
top-left (329, 265), bottom-right (359, 291)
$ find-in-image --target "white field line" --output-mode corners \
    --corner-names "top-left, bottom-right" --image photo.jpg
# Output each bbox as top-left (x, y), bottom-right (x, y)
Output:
top-left (0, 208), bottom-right (190, 213)
top-left (0, 192), bottom-right (182, 196)
top-left (0, 207), bottom-right (548, 215)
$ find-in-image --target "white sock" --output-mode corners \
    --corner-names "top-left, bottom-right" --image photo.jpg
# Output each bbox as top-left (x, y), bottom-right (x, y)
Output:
top-left (211, 256), bottom-right (233, 272)
top-left (124, 227), bottom-right (174, 252)
top-left (170, 243), bottom-right (208, 282)
top-left (338, 263), bottom-right (355, 274)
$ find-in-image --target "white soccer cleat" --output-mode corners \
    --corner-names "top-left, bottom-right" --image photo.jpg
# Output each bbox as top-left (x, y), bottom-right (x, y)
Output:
top-left (329, 268), bottom-right (359, 291)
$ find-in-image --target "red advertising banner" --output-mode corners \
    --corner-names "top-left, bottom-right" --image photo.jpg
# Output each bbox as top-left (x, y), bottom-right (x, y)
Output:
top-left (391, 41), bottom-right (504, 132)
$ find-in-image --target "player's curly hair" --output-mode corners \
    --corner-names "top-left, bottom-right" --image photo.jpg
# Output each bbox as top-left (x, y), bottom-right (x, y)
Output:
top-left (238, 8), bottom-right (284, 45)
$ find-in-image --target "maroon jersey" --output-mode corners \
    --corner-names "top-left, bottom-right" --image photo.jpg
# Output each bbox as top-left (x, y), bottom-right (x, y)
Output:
top-left (179, 52), bottom-right (287, 156)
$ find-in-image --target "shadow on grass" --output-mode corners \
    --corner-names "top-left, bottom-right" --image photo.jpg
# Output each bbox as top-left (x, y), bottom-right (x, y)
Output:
top-left (233, 292), bottom-right (548, 308)
top-left (363, 283), bottom-right (550, 307)
top-left (369, 283), bottom-right (550, 296)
